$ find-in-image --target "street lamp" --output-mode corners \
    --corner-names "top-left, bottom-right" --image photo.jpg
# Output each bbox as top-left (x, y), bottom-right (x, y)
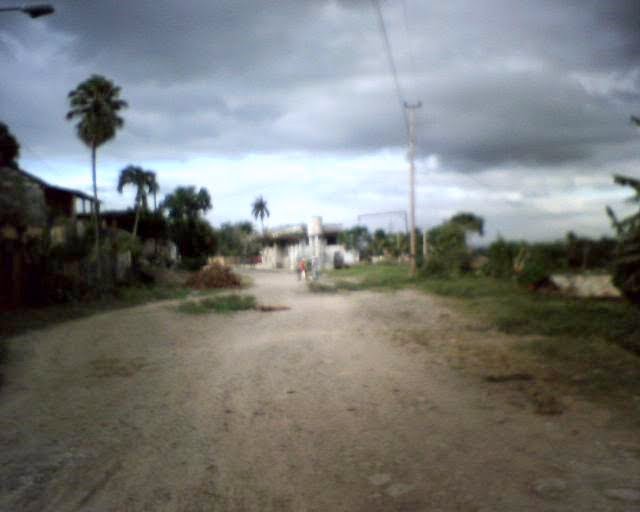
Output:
top-left (0, 4), bottom-right (55, 18)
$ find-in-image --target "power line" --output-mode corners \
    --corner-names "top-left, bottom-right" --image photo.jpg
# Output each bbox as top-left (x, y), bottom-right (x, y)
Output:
top-left (370, 0), bottom-right (409, 136)
top-left (357, 210), bottom-right (408, 233)
top-left (400, 0), bottom-right (419, 100)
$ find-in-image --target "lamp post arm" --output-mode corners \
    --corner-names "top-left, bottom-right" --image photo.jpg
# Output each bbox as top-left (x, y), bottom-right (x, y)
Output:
top-left (0, 4), bottom-right (55, 18)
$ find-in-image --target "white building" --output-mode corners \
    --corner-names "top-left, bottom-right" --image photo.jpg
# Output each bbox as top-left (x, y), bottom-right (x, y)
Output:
top-left (259, 216), bottom-right (358, 271)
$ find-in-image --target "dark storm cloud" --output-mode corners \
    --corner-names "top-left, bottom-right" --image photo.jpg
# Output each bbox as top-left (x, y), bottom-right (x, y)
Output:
top-left (576, 0), bottom-right (640, 68)
top-left (413, 69), bottom-right (637, 168)
top-left (1, 0), bottom-right (639, 170)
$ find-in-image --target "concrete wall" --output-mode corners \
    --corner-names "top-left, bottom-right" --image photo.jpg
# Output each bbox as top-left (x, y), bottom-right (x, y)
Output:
top-left (260, 241), bottom-right (357, 271)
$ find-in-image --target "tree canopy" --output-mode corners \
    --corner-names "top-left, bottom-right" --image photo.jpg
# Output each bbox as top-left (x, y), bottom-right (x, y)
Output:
top-left (161, 186), bottom-right (212, 223)
top-left (117, 165), bottom-right (159, 237)
top-left (251, 195), bottom-right (270, 233)
top-left (66, 75), bottom-right (128, 150)
top-left (117, 166), bottom-right (158, 211)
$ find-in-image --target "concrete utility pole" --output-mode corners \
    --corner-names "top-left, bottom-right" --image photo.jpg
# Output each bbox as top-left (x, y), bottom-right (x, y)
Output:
top-left (405, 101), bottom-right (421, 276)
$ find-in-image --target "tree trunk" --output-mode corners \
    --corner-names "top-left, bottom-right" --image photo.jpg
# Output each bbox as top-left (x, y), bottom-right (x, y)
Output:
top-left (133, 201), bottom-right (141, 239)
top-left (91, 143), bottom-right (102, 284)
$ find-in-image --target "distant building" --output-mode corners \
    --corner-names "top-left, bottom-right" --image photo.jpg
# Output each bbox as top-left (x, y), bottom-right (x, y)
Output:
top-left (259, 216), bottom-right (358, 270)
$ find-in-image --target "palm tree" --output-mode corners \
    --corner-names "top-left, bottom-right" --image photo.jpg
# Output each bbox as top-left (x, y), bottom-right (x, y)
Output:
top-left (117, 165), bottom-right (158, 238)
top-left (161, 186), bottom-right (212, 223)
top-left (150, 179), bottom-right (160, 212)
top-left (66, 75), bottom-right (128, 279)
top-left (251, 195), bottom-right (270, 234)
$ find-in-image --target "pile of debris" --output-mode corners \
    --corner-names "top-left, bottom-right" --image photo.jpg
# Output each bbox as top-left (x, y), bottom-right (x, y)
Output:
top-left (186, 262), bottom-right (242, 289)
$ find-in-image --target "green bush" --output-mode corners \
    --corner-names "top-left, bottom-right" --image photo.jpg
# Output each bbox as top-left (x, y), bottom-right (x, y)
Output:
top-left (485, 238), bottom-right (519, 278)
top-left (111, 230), bottom-right (142, 257)
top-left (611, 230), bottom-right (640, 304)
top-left (607, 174), bottom-right (640, 304)
top-left (420, 256), bottom-right (450, 278)
top-left (424, 223), bottom-right (470, 277)
top-left (170, 218), bottom-right (217, 264)
top-left (516, 248), bottom-right (554, 287)
top-left (180, 256), bottom-right (208, 271)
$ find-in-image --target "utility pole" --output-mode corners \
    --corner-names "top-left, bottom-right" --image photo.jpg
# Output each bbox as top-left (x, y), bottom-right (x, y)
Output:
top-left (405, 101), bottom-right (421, 276)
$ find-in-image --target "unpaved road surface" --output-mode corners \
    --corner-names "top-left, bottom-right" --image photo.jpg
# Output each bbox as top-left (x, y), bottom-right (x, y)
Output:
top-left (1, 270), bottom-right (639, 511)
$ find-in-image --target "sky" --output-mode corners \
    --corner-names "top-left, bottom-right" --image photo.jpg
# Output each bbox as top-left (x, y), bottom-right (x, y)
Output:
top-left (1, 0), bottom-right (639, 241)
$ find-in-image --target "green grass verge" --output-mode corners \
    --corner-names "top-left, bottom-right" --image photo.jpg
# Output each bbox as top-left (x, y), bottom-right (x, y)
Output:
top-left (329, 264), bottom-right (640, 404)
top-left (176, 294), bottom-right (257, 314)
top-left (324, 264), bottom-right (415, 291)
top-left (418, 276), bottom-right (640, 357)
top-left (329, 266), bottom-right (640, 357)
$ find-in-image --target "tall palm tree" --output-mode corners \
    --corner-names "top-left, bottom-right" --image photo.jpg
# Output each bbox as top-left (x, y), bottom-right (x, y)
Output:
top-left (117, 165), bottom-right (158, 238)
top-left (251, 195), bottom-right (270, 234)
top-left (66, 75), bottom-right (128, 279)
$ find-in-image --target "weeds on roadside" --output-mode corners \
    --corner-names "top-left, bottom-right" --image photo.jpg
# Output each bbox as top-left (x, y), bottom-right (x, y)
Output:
top-left (176, 294), bottom-right (257, 314)
top-left (0, 284), bottom-right (193, 343)
top-left (417, 276), bottom-right (640, 357)
top-left (308, 280), bottom-right (364, 293)
top-left (325, 264), bottom-right (414, 291)
top-left (325, 264), bottom-right (640, 412)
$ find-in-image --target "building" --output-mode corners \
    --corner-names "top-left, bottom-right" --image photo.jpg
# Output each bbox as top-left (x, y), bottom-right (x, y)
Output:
top-left (259, 216), bottom-right (358, 271)
top-left (1, 166), bottom-right (95, 227)
top-left (0, 166), bottom-right (97, 307)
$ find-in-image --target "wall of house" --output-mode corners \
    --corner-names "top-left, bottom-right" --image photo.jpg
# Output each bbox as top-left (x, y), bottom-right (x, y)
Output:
top-left (0, 166), bottom-right (47, 228)
top-left (44, 188), bottom-right (75, 218)
top-left (260, 239), bottom-right (358, 271)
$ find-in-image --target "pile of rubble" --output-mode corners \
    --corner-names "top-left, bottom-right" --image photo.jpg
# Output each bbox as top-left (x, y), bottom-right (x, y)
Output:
top-left (186, 262), bottom-right (242, 289)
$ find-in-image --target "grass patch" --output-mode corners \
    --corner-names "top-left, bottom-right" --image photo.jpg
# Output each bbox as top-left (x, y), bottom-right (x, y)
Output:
top-left (334, 265), bottom-right (640, 410)
top-left (176, 294), bottom-right (257, 314)
top-left (308, 281), bottom-right (340, 293)
top-left (327, 264), bottom-right (415, 291)
top-left (417, 275), bottom-right (640, 356)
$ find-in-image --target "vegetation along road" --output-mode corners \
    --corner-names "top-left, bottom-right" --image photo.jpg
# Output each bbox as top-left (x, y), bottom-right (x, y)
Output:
top-left (1, 270), bottom-right (639, 511)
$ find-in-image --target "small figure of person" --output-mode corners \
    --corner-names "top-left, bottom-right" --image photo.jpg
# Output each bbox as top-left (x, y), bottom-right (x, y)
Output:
top-left (298, 258), bottom-right (307, 281)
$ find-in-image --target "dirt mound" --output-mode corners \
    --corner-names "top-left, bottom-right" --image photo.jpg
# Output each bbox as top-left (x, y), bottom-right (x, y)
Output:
top-left (186, 263), bottom-right (242, 289)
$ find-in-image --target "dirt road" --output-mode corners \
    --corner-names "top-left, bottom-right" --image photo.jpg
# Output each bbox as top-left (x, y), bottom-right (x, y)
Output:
top-left (1, 270), bottom-right (639, 511)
